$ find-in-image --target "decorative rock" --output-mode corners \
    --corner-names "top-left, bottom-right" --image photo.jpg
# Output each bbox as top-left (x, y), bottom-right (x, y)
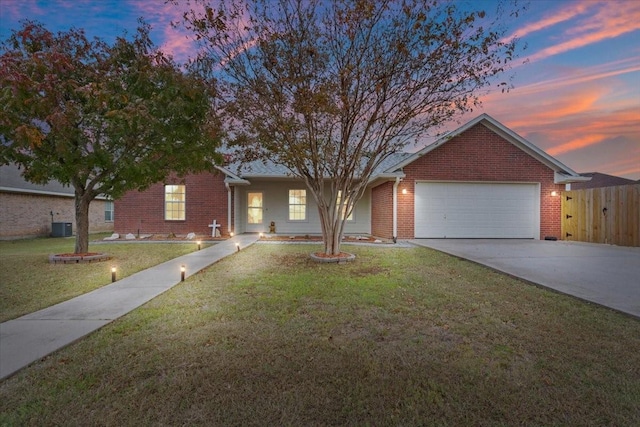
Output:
top-left (49, 253), bottom-right (111, 264)
top-left (103, 233), bottom-right (119, 241)
top-left (186, 232), bottom-right (196, 240)
top-left (374, 239), bottom-right (382, 243)
top-left (125, 233), bottom-right (136, 240)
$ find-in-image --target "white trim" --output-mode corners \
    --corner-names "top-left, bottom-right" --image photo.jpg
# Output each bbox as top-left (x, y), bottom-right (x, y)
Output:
top-left (554, 172), bottom-right (591, 184)
top-left (225, 182), bottom-right (232, 234)
top-left (287, 189), bottom-right (308, 222)
top-left (217, 165), bottom-right (251, 185)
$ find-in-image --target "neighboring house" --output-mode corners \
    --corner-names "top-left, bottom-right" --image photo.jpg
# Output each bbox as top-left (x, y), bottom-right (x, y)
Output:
top-left (0, 164), bottom-right (114, 239)
top-left (568, 172), bottom-right (635, 190)
top-left (115, 114), bottom-right (588, 240)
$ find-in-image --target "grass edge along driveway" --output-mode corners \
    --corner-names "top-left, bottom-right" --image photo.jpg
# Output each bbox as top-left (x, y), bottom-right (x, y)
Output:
top-left (1, 243), bottom-right (639, 426)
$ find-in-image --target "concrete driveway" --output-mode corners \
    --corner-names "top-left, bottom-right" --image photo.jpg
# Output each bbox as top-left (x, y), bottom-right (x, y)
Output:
top-left (411, 239), bottom-right (640, 318)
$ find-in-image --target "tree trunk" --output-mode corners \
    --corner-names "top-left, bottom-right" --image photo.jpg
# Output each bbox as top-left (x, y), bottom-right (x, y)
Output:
top-left (324, 221), bottom-right (342, 256)
top-left (318, 203), bottom-right (345, 256)
top-left (74, 194), bottom-right (91, 254)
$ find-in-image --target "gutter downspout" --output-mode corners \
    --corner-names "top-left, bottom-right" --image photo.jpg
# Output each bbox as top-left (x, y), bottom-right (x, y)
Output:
top-left (392, 177), bottom-right (400, 244)
top-left (225, 182), bottom-right (232, 235)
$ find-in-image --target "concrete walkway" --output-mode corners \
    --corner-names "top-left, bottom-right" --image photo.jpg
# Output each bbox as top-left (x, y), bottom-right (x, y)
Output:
top-left (411, 239), bottom-right (640, 318)
top-left (0, 234), bottom-right (259, 380)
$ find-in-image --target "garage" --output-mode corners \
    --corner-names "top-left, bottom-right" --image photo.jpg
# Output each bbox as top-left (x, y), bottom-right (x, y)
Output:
top-left (414, 182), bottom-right (540, 238)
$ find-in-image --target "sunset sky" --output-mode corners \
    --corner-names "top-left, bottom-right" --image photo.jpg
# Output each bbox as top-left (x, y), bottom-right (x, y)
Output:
top-left (1, 0), bottom-right (639, 180)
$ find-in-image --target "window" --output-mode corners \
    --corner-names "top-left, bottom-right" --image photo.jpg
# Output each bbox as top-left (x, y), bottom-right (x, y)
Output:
top-left (165, 185), bottom-right (186, 220)
top-left (288, 189), bottom-right (307, 221)
top-left (337, 190), bottom-right (353, 221)
top-left (247, 192), bottom-right (263, 224)
top-left (104, 200), bottom-right (114, 222)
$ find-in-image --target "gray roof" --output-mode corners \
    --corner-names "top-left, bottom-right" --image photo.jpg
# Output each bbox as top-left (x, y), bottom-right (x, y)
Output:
top-left (219, 114), bottom-right (586, 184)
top-left (0, 164), bottom-right (74, 196)
top-left (225, 151), bottom-right (412, 180)
top-left (229, 158), bottom-right (294, 177)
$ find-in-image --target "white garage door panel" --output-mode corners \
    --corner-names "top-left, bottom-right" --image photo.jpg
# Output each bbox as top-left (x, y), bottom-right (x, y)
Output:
top-left (415, 182), bottom-right (539, 238)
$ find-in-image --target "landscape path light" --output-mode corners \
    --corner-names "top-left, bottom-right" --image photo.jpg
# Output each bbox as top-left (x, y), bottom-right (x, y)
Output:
top-left (111, 266), bottom-right (117, 283)
top-left (180, 265), bottom-right (186, 282)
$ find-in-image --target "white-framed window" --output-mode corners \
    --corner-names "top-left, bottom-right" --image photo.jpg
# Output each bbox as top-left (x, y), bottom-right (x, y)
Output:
top-left (165, 185), bottom-right (186, 220)
top-left (247, 192), bottom-right (263, 224)
top-left (288, 189), bottom-right (307, 221)
top-left (104, 200), bottom-right (114, 222)
top-left (337, 190), bottom-right (354, 221)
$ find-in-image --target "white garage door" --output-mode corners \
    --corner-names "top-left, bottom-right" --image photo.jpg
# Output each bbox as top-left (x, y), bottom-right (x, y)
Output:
top-left (414, 182), bottom-right (539, 238)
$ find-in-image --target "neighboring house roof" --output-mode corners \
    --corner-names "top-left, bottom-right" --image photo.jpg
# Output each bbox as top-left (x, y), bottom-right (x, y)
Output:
top-left (570, 172), bottom-right (636, 190)
top-left (216, 114), bottom-right (588, 185)
top-left (0, 163), bottom-right (110, 200)
top-left (0, 163), bottom-right (74, 197)
top-left (385, 114), bottom-right (588, 184)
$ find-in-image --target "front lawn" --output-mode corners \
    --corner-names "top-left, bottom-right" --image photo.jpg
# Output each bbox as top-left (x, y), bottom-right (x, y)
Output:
top-left (0, 236), bottom-right (201, 322)
top-left (1, 244), bottom-right (638, 425)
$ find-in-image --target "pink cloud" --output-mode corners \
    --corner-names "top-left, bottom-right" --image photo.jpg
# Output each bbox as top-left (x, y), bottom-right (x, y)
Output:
top-left (507, 59), bottom-right (640, 98)
top-left (525, 1), bottom-right (640, 63)
top-left (504, 2), bottom-right (593, 41)
top-left (0, 0), bottom-right (46, 20)
top-left (555, 135), bottom-right (640, 178)
top-left (130, 0), bottom-right (200, 62)
top-left (546, 134), bottom-right (607, 156)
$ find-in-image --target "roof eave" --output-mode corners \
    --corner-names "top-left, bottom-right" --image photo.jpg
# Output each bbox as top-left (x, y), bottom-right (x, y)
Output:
top-left (554, 173), bottom-right (592, 184)
top-left (367, 172), bottom-right (406, 187)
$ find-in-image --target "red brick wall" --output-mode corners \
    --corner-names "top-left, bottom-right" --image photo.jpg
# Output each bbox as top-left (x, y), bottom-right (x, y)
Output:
top-left (371, 182), bottom-right (393, 239)
top-left (372, 123), bottom-right (563, 239)
top-left (114, 171), bottom-right (231, 237)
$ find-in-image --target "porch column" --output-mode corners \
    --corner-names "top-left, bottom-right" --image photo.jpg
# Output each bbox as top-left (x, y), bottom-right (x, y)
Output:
top-left (225, 182), bottom-right (232, 235)
top-left (392, 177), bottom-right (400, 243)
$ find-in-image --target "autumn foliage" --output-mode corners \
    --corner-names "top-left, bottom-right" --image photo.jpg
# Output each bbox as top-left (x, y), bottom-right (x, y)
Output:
top-left (0, 21), bottom-right (221, 254)
top-left (175, 0), bottom-right (522, 255)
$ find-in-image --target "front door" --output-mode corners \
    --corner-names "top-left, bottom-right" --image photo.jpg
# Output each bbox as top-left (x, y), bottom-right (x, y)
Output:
top-left (247, 192), bottom-right (263, 232)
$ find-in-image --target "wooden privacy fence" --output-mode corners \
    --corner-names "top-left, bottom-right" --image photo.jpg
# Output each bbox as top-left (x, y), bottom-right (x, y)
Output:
top-left (561, 184), bottom-right (640, 247)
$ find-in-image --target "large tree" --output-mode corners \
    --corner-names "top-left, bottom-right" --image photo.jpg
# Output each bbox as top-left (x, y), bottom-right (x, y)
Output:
top-left (176, 0), bottom-right (522, 256)
top-left (0, 21), bottom-right (221, 254)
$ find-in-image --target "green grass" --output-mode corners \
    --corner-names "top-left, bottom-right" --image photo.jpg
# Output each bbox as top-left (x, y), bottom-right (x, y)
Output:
top-left (0, 235), bottom-right (201, 322)
top-left (1, 243), bottom-right (639, 426)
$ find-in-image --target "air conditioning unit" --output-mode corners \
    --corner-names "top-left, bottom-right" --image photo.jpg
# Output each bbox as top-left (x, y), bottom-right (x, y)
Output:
top-left (51, 222), bottom-right (72, 237)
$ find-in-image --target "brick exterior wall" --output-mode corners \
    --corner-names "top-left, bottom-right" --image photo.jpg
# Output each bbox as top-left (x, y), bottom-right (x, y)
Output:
top-left (115, 171), bottom-right (232, 237)
top-left (371, 182), bottom-right (394, 239)
top-left (0, 192), bottom-right (113, 239)
top-left (371, 123), bottom-right (563, 239)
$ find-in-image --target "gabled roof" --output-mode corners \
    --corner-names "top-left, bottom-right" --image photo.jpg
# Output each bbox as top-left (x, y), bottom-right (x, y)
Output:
top-left (216, 114), bottom-right (589, 185)
top-left (381, 114), bottom-right (588, 184)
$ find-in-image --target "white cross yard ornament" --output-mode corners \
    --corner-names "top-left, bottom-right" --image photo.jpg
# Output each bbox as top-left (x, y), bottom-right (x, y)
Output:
top-left (208, 219), bottom-right (221, 237)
